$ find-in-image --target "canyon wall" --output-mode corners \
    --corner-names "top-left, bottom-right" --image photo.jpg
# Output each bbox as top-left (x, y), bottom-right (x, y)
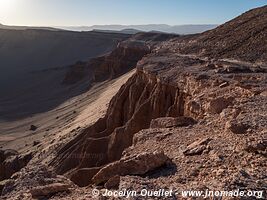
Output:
top-left (51, 64), bottom-right (203, 186)
top-left (63, 32), bottom-right (178, 85)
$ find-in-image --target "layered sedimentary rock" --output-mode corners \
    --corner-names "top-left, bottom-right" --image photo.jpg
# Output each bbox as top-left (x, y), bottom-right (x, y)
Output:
top-left (52, 68), bottom-right (188, 181)
top-left (0, 5), bottom-right (266, 200)
top-left (63, 32), bottom-right (178, 85)
top-left (53, 45), bottom-right (267, 188)
top-left (48, 5), bottom-right (267, 196)
top-left (62, 41), bottom-right (150, 85)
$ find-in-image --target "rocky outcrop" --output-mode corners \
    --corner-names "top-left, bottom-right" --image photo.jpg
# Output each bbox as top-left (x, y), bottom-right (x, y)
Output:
top-left (62, 32), bottom-right (178, 85)
top-left (52, 55), bottom-right (246, 186)
top-left (51, 67), bottom-right (192, 186)
top-left (53, 50), bottom-right (267, 189)
top-left (91, 151), bottom-right (169, 185)
top-left (62, 61), bottom-right (91, 85)
top-left (1, 164), bottom-right (74, 198)
top-left (30, 183), bottom-right (71, 198)
top-left (150, 116), bottom-right (196, 128)
top-left (244, 137), bottom-right (267, 156)
top-left (168, 6), bottom-right (267, 63)
top-left (0, 150), bottom-right (32, 181)
top-left (68, 167), bottom-right (101, 187)
top-left (0, 180), bottom-right (8, 195)
top-left (183, 138), bottom-right (212, 156)
top-left (48, 6), bottom-right (267, 197)
top-left (225, 120), bottom-right (250, 134)
top-left (62, 41), bottom-right (150, 85)
top-left (207, 96), bottom-right (234, 114)
top-left (104, 175), bottom-right (120, 189)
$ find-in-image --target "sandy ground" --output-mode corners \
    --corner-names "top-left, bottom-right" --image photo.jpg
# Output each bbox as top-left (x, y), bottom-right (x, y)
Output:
top-left (0, 70), bottom-right (135, 152)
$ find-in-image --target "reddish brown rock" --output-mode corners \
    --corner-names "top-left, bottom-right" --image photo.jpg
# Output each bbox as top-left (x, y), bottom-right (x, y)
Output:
top-left (68, 167), bottom-right (101, 187)
top-left (183, 138), bottom-right (212, 156)
top-left (150, 117), bottom-right (196, 128)
top-left (0, 179), bottom-right (8, 195)
top-left (47, 6), bottom-right (267, 199)
top-left (30, 183), bottom-right (70, 197)
top-left (51, 70), bottom-right (185, 175)
top-left (91, 151), bottom-right (169, 185)
top-left (244, 137), bottom-right (267, 156)
top-left (104, 175), bottom-right (120, 189)
top-left (30, 125), bottom-right (38, 131)
top-left (225, 120), bottom-right (250, 134)
top-left (0, 152), bottom-right (32, 181)
top-left (207, 97), bottom-right (234, 114)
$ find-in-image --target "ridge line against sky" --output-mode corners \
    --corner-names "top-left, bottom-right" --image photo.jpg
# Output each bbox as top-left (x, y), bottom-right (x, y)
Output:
top-left (0, 0), bottom-right (266, 26)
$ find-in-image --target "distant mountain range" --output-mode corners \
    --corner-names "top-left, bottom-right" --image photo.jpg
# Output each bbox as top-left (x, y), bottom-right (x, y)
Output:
top-left (0, 23), bottom-right (60, 31)
top-left (0, 23), bottom-right (218, 34)
top-left (58, 24), bottom-right (218, 34)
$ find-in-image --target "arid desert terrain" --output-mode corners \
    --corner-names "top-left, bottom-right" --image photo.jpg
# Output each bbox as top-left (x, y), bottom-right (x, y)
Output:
top-left (0, 5), bottom-right (266, 200)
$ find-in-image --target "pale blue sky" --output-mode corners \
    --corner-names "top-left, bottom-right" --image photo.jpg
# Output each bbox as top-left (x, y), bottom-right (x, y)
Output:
top-left (0, 0), bottom-right (266, 26)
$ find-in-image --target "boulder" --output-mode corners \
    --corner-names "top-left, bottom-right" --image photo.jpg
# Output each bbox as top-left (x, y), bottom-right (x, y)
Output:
top-left (0, 149), bottom-right (18, 163)
top-left (30, 125), bottom-right (38, 131)
top-left (0, 149), bottom-right (19, 181)
top-left (225, 120), bottom-right (250, 134)
top-left (104, 175), bottom-right (120, 189)
top-left (183, 138), bottom-right (212, 156)
top-left (33, 140), bottom-right (41, 146)
top-left (244, 138), bottom-right (267, 156)
top-left (30, 183), bottom-right (70, 197)
top-left (150, 117), bottom-right (196, 128)
top-left (3, 150), bottom-right (18, 160)
top-left (186, 100), bottom-right (202, 117)
top-left (68, 167), bottom-right (101, 187)
top-left (0, 179), bottom-right (9, 195)
top-left (207, 97), bottom-right (234, 114)
top-left (92, 151), bottom-right (169, 185)
top-left (0, 152), bottom-right (32, 181)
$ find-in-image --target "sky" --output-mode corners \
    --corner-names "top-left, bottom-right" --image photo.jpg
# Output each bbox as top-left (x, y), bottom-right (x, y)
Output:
top-left (0, 0), bottom-right (266, 26)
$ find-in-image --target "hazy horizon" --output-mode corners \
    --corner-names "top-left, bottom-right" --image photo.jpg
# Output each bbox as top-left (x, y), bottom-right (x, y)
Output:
top-left (0, 0), bottom-right (266, 27)
top-left (0, 22), bottom-right (218, 27)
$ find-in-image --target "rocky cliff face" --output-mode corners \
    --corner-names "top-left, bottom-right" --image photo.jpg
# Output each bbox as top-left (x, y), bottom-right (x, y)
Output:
top-left (63, 32), bottom-right (178, 85)
top-left (165, 5), bottom-right (267, 63)
top-left (52, 52), bottom-right (266, 190)
top-left (1, 6), bottom-right (266, 199)
top-left (62, 41), bottom-right (150, 85)
top-left (51, 6), bottom-right (267, 192)
top-left (52, 68), bottom-right (187, 180)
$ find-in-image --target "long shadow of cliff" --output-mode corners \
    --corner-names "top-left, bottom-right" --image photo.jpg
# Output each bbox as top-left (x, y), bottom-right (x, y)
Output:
top-left (0, 66), bottom-right (95, 121)
top-left (0, 38), bottom-right (149, 121)
top-left (0, 32), bottom-right (178, 122)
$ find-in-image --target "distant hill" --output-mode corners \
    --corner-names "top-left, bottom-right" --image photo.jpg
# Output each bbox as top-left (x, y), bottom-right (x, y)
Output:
top-left (93, 28), bottom-right (141, 34)
top-left (0, 23), bottom-right (60, 31)
top-left (58, 24), bottom-right (218, 34)
top-left (0, 23), bottom-right (218, 35)
top-left (0, 29), bottom-right (130, 98)
top-left (170, 5), bottom-right (267, 63)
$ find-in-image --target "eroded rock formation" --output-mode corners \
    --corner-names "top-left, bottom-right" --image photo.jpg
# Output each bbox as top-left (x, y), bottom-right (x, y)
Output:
top-left (91, 150), bottom-right (169, 185)
top-left (0, 150), bottom-right (32, 182)
top-left (52, 42), bottom-right (267, 188)
top-left (51, 69), bottom-right (189, 184)
top-left (62, 32), bottom-right (178, 85)
top-left (1, 5), bottom-right (263, 199)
